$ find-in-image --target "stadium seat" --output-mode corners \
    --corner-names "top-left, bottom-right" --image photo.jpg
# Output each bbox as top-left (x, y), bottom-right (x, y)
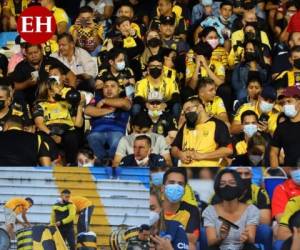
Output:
top-left (264, 177), bottom-right (287, 200)
top-left (255, 224), bottom-right (273, 250)
top-left (0, 32), bottom-right (18, 47)
top-left (273, 240), bottom-right (284, 250)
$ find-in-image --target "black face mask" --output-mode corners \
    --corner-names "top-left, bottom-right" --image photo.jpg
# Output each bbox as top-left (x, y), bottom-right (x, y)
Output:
top-left (149, 67), bottom-right (162, 79)
top-left (294, 58), bottom-right (300, 69)
top-left (185, 112), bottom-right (198, 130)
top-left (219, 185), bottom-right (240, 201)
top-left (244, 51), bottom-right (257, 62)
top-left (147, 37), bottom-right (162, 48)
top-left (0, 100), bottom-right (5, 111)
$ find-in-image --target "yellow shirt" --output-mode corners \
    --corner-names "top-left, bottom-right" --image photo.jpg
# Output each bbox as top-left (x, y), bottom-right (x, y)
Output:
top-left (211, 47), bottom-right (229, 69)
top-left (70, 196), bottom-right (92, 213)
top-left (204, 96), bottom-right (227, 117)
top-left (181, 184), bottom-right (198, 207)
top-left (131, 22), bottom-right (141, 38)
top-left (280, 196), bottom-right (300, 226)
top-left (5, 198), bottom-right (30, 215)
top-left (52, 6), bottom-right (69, 25)
top-left (233, 101), bottom-right (280, 135)
top-left (2, 0), bottom-right (28, 16)
top-left (135, 76), bottom-right (179, 102)
top-left (275, 70), bottom-right (300, 87)
top-left (235, 140), bottom-right (248, 155)
top-left (185, 50), bottom-right (225, 80)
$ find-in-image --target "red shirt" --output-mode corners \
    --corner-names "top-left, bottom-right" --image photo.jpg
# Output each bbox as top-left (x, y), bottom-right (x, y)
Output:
top-left (271, 179), bottom-right (300, 218)
top-left (287, 11), bottom-right (300, 33)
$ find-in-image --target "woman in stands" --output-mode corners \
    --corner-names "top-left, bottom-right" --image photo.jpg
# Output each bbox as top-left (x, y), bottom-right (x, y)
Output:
top-left (202, 168), bottom-right (260, 250)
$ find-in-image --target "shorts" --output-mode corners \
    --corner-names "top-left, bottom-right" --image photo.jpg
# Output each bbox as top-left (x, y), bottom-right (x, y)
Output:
top-left (3, 207), bottom-right (17, 225)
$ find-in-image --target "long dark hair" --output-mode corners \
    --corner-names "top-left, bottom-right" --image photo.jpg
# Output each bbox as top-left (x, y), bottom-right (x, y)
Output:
top-left (243, 39), bottom-right (266, 68)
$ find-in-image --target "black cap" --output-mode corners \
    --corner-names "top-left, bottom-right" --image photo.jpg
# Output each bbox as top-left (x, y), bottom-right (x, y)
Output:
top-left (261, 86), bottom-right (277, 102)
top-left (160, 15), bottom-right (175, 25)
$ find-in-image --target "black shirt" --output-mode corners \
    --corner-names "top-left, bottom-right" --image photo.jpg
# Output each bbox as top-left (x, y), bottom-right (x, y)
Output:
top-left (271, 120), bottom-right (300, 166)
top-left (119, 153), bottom-right (165, 167)
top-left (0, 129), bottom-right (50, 166)
top-left (150, 112), bottom-right (178, 137)
top-left (13, 56), bottom-right (71, 105)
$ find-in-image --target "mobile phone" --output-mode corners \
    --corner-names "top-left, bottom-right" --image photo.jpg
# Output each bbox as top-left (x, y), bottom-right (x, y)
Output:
top-left (31, 71), bottom-right (39, 80)
top-left (218, 216), bottom-right (239, 230)
top-left (259, 114), bottom-right (269, 123)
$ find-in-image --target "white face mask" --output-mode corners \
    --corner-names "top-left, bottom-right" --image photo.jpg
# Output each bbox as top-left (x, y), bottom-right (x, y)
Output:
top-left (259, 100), bottom-right (274, 113)
top-left (207, 38), bottom-right (219, 49)
top-left (243, 124), bottom-right (258, 137)
top-left (249, 155), bottom-right (263, 166)
top-left (135, 156), bottom-right (149, 166)
top-left (284, 104), bottom-right (298, 118)
top-left (78, 162), bottom-right (94, 167)
top-left (116, 61), bottom-right (126, 71)
top-left (149, 211), bottom-right (160, 226)
top-left (148, 110), bottom-right (163, 118)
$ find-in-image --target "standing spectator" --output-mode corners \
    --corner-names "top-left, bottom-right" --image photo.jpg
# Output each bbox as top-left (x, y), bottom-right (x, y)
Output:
top-left (270, 86), bottom-right (300, 167)
top-left (87, 0), bottom-right (113, 24)
top-left (119, 135), bottom-right (166, 167)
top-left (85, 78), bottom-right (131, 165)
top-left (50, 189), bottom-right (76, 250)
top-left (3, 197), bottom-right (34, 239)
top-left (51, 33), bottom-right (98, 91)
top-left (171, 96), bottom-right (232, 167)
top-left (286, 1), bottom-right (300, 33)
top-left (202, 169), bottom-right (259, 250)
top-left (0, 85), bottom-right (13, 132)
top-left (113, 111), bottom-right (172, 167)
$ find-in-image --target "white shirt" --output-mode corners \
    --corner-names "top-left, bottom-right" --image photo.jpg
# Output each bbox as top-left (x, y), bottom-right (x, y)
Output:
top-left (87, 0), bottom-right (113, 15)
top-left (51, 47), bottom-right (98, 78)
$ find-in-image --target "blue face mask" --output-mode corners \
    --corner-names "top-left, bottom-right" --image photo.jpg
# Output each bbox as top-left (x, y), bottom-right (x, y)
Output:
top-left (243, 124), bottom-right (258, 137)
top-left (151, 172), bottom-right (164, 186)
top-left (165, 184), bottom-right (184, 203)
top-left (259, 100), bottom-right (274, 113)
top-left (291, 169), bottom-right (300, 185)
top-left (284, 104), bottom-right (297, 118)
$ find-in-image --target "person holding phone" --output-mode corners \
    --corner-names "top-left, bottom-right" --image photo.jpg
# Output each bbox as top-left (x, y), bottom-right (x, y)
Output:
top-left (202, 168), bottom-right (259, 250)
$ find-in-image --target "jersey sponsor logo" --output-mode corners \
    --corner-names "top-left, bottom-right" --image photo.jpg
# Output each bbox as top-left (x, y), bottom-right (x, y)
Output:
top-left (177, 242), bottom-right (189, 249)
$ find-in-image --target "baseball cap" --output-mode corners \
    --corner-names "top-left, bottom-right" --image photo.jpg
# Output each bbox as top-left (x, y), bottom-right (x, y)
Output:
top-left (202, 0), bottom-right (213, 6)
top-left (261, 86), bottom-right (277, 102)
top-left (147, 91), bottom-right (164, 102)
top-left (160, 15), bottom-right (176, 25)
top-left (279, 86), bottom-right (300, 99)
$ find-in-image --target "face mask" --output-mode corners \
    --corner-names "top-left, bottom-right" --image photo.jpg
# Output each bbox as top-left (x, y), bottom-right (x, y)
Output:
top-left (135, 156), bottom-right (149, 166)
top-left (149, 211), bottom-right (160, 226)
top-left (294, 59), bottom-right (300, 69)
top-left (243, 124), bottom-right (258, 137)
top-left (291, 169), bottom-right (300, 185)
top-left (78, 162), bottom-right (94, 167)
top-left (244, 51), bottom-right (257, 62)
top-left (165, 184), bottom-right (184, 203)
top-left (219, 185), bottom-right (240, 201)
top-left (147, 37), bottom-right (162, 48)
top-left (259, 100), bottom-right (274, 113)
top-left (185, 112), bottom-right (198, 130)
top-left (149, 67), bottom-right (162, 79)
top-left (284, 104), bottom-right (298, 118)
top-left (207, 38), bottom-right (219, 49)
top-left (249, 154), bottom-right (263, 166)
top-left (0, 100), bottom-right (5, 110)
top-left (219, 15), bottom-right (229, 24)
top-left (151, 172), bottom-right (164, 186)
top-left (116, 61), bottom-right (126, 71)
top-left (148, 110), bottom-right (163, 118)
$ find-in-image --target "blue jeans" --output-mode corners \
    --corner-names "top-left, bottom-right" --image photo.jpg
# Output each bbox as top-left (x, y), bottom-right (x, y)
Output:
top-left (87, 131), bottom-right (124, 160)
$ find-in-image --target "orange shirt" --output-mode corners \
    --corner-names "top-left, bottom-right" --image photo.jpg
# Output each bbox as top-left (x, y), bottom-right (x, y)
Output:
top-left (70, 196), bottom-right (92, 213)
top-left (5, 198), bottom-right (30, 215)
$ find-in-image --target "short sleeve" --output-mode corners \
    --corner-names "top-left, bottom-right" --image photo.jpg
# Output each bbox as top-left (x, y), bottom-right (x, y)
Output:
top-left (246, 205), bottom-right (260, 226)
top-left (214, 119), bottom-right (231, 147)
top-left (185, 205), bottom-right (200, 236)
top-left (32, 104), bottom-right (44, 119)
top-left (215, 97), bottom-right (226, 115)
top-left (271, 125), bottom-right (282, 148)
top-left (171, 126), bottom-right (184, 150)
top-left (202, 205), bottom-right (216, 228)
top-left (115, 136), bottom-right (128, 158)
top-left (157, 135), bottom-right (170, 156)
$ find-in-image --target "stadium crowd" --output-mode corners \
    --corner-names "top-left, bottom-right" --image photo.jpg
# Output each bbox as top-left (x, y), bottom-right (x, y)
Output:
top-left (0, 0), bottom-right (299, 167)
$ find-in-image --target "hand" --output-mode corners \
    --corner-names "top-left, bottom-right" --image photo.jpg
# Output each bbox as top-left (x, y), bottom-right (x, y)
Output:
top-left (56, 221), bottom-right (61, 227)
top-left (96, 99), bottom-right (106, 108)
top-left (79, 93), bottom-right (86, 107)
top-left (220, 222), bottom-right (230, 240)
top-left (106, 39), bottom-right (114, 51)
top-left (51, 135), bottom-right (62, 144)
top-left (190, 151), bottom-right (206, 161)
top-left (150, 235), bottom-right (173, 250)
top-left (258, 121), bottom-right (268, 132)
top-left (198, 55), bottom-right (208, 68)
top-left (240, 228), bottom-right (250, 243)
top-left (179, 151), bottom-right (192, 164)
top-left (291, 227), bottom-right (300, 250)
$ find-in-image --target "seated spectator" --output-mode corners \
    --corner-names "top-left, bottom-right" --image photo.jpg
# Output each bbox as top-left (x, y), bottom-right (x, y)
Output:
top-left (70, 6), bottom-right (104, 56)
top-left (171, 96), bottom-right (232, 167)
top-left (0, 84), bottom-right (13, 132)
top-left (145, 91), bottom-right (178, 145)
top-left (119, 135), bottom-right (166, 167)
top-left (162, 167), bottom-right (200, 250)
top-left (0, 115), bottom-right (51, 166)
top-left (77, 147), bottom-right (96, 167)
top-left (231, 86), bottom-right (279, 136)
top-left (150, 187), bottom-right (189, 250)
top-left (113, 111), bottom-right (172, 167)
top-left (270, 86), bottom-right (300, 167)
top-left (8, 36), bottom-right (26, 74)
top-left (133, 55), bottom-right (181, 120)
top-left (51, 33), bottom-right (98, 91)
top-left (87, 0), bottom-right (113, 26)
top-left (278, 195), bottom-right (300, 241)
top-left (231, 40), bottom-right (268, 100)
top-left (40, 0), bottom-right (69, 34)
top-left (13, 44), bottom-right (76, 106)
top-left (202, 168), bottom-right (260, 250)
top-left (32, 78), bottom-right (84, 165)
top-left (272, 168), bottom-right (300, 226)
top-left (95, 48), bottom-right (135, 97)
top-left (150, 164), bottom-right (167, 187)
top-left (191, 0), bottom-right (213, 27)
top-left (197, 78), bottom-right (229, 126)
top-left (85, 78), bottom-right (131, 165)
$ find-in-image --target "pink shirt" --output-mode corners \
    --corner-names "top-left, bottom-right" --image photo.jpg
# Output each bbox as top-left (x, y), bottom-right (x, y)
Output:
top-left (8, 52), bottom-right (24, 73)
